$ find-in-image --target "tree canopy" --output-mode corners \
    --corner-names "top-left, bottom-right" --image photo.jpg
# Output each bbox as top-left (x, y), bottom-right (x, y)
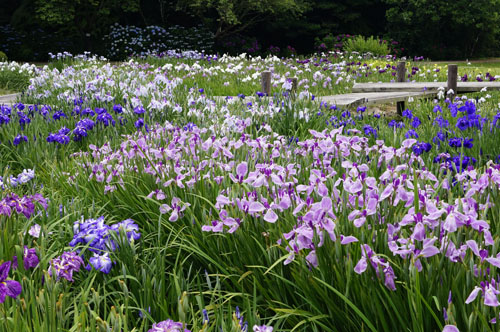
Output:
top-left (2, 0), bottom-right (500, 60)
top-left (176, 0), bottom-right (311, 38)
top-left (384, 0), bottom-right (500, 58)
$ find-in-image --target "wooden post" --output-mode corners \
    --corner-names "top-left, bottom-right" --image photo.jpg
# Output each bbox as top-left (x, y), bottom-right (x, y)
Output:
top-left (396, 61), bottom-right (406, 115)
top-left (447, 64), bottom-right (458, 100)
top-left (291, 77), bottom-right (298, 99)
top-left (261, 71), bottom-right (271, 96)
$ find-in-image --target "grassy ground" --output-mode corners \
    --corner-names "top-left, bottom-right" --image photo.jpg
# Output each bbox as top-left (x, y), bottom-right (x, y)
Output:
top-left (428, 59), bottom-right (500, 72)
top-left (0, 88), bottom-right (15, 95)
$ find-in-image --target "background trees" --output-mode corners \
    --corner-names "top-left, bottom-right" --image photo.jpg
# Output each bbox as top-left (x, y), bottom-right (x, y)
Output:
top-left (383, 0), bottom-right (500, 59)
top-left (1, 0), bottom-right (500, 60)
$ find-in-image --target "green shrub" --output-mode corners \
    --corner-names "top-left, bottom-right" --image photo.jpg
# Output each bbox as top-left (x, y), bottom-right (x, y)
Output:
top-left (344, 35), bottom-right (390, 56)
top-left (0, 51), bottom-right (7, 62)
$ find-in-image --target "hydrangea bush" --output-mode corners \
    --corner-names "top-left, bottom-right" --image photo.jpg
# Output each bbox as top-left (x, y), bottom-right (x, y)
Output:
top-left (104, 23), bottom-right (215, 60)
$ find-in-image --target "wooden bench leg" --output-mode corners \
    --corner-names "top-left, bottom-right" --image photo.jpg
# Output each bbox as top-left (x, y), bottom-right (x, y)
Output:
top-left (397, 100), bottom-right (405, 115)
top-left (396, 61), bottom-right (406, 116)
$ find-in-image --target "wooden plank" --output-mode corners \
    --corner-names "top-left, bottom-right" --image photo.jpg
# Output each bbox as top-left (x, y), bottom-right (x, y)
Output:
top-left (320, 94), bottom-right (366, 106)
top-left (0, 93), bottom-right (21, 102)
top-left (454, 82), bottom-right (500, 92)
top-left (319, 91), bottom-right (436, 106)
top-left (353, 81), bottom-right (500, 93)
top-left (214, 90), bottom-right (436, 107)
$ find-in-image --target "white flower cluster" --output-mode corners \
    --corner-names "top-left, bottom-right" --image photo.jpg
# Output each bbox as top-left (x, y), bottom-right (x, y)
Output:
top-left (0, 61), bottom-right (37, 75)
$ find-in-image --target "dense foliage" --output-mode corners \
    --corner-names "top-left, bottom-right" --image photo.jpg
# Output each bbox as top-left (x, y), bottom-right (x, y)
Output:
top-left (383, 0), bottom-right (500, 59)
top-left (2, 0), bottom-right (500, 60)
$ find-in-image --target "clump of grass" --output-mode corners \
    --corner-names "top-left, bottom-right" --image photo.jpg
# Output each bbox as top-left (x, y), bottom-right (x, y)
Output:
top-left (344, 35), bottom-right (390, 56)
top-left (0, 68), bottom-right (30, 91)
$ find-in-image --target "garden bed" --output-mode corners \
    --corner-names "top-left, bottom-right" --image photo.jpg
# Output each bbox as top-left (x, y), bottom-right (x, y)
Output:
top-left (1, 51), bottom-right (500, 331)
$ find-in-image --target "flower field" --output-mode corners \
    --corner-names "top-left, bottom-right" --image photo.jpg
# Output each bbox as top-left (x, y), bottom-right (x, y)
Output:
top-left (2, 51), bottom-right (500, 331)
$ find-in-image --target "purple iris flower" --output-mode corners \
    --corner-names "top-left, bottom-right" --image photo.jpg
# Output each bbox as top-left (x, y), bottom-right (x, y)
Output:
top-left (135, 118), bottom-right (144, 129)
top-left (405, 129), bottom-right (418, 139)
top-left (39, 105), bottom-right (51, 116)
top-left (354, 244), bottom-right (397, 291)
top-left (436, 131), bottom-right (446, 141)
top-left (362, 125), bottom-right (377, 137)
top-left (46, 133), bottom-right (56, 143)
top-left (449, 103), bottom-right (458, 117)
top-left (448, 137), bottom-right (462, 148)
top-left (234, 306), bottom-right (248, 332)
top-left (148, 319), bottom-right (191, 332)
top-left (202, 309), bottom-right (209, 324)
top-left (111, 219), bottom-right (141, 241)
top-left (388, 120), bottom-right (405, 129)
top-left (341, 111), bottom-right (351, 118)
top-left (434, 116), bottom-right (449, 128)
top-left (70, 216), bottom-right (114, 253)
top-left (412, 141), bottom-right (432, 156)
top-left (12, 246), bottom-right (39, 270)
top-left (402, 109), bottom-right (413, 119)
top-left (56, 134), bottom-right (70, 145)
top-left (81, 108), bottom-right (95, 117)
top-left (492, 113), bottom-right (500, 128)
top-left (466, 280), bottom-right (500, 307)
top-left (462, 100), bottom-right (476, 115)
top-left (96, 112), bottom-right (115, 127)
top-left (0, 193), bottom-right (47, 219)
top-left (87, 253), bottom-right (113, 274)
top-left (49, 251), bottom-right (84, 282)
top-left (456, 117), bottom-right (469, 131)
top-left (58, 127), bottom-right (71, 135)
top-left (52, 111), bottom-right (67, 120)
top-left (77, 118), bottom-right (95, 130)
top-left (1, 105), bottom-right (11, 116)
top-left (0, 114), bottom-right (10, 125)
top-left (0, 261), bottom-right (22, 303)
top-left (134, 106), bottom-right (145, 115)
top-left (411, 116), bottom-right (421, 128)
top-left (13, 134), bottom-right (28, 146)
top-left (449, 154), bottom-right (477, 171)
top-left (18, 114), bottom-right (31, 128)
top-left (72, 126), bottom-right (88, 141)
top-left (463, 138), bottom-right (473, 148)
top-left (113, 104), bottom-right (123, 114)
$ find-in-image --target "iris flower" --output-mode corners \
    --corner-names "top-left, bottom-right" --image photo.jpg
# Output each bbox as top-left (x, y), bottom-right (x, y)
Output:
top-left (0, 261), bottom-right (22, 303)
top-left (148, 319), bottom-right (190, 332)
